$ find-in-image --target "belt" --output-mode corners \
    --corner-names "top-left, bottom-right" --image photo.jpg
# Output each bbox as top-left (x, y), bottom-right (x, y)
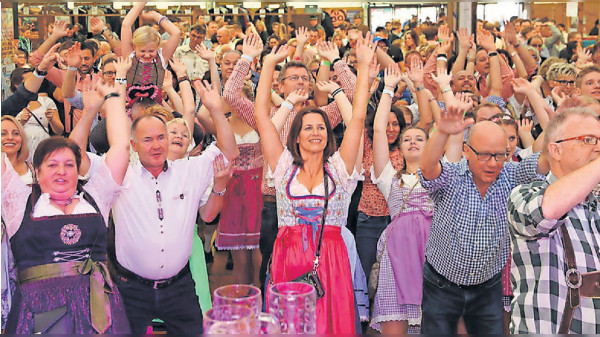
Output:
top-left (263, 194), bottom-right (276, 203)
top-left (425, 261), bottom-right (500, 290)
top-left (115, 261), bottom-right (190, 290)
top-left (18, 259), bottom-right (113, 334)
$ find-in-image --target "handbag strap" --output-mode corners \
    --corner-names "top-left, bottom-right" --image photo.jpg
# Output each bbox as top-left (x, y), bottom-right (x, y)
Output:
top-left (558, 223), bottom-right (581, 334)
top-left (313, 165), bottom-right (329, 270)
top-left (25, 107), bottom-right (50, 135)
top-left (374, 181), bottom-right (418, 265)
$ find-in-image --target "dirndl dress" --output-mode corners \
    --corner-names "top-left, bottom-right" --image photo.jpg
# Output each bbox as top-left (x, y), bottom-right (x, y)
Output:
top-left (268, 149), bottom-right (361, 334)
top-left (370, 165), bottom-right (433, 331)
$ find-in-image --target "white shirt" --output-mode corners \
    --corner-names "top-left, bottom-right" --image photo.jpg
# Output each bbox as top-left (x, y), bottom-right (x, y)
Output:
top-left (112, 143), bottom-right (223, 280)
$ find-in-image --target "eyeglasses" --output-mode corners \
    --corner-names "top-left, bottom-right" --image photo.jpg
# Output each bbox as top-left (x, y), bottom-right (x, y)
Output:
top-left (156, 190), bottom-right (164, 221)
top-left (555, 80), bottom-right (575, 86)
top-left (189, 34), bottom-right (203, 40)
top-left (465, 143), bottom-right (510, 162)
top-left (283, 75), bottom-right (310, 82)
top-left (555, 135), bottom-right (599, 145)
top-left (530, 44), bottom-right (542, 48)
top-left (490, 115), bottom-right (515, 123)
top-left (103, 71), bottom-right (116, 76)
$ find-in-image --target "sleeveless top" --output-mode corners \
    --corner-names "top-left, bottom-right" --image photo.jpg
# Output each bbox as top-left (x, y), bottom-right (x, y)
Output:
top-left (125, 50), bottom-right (166, 107)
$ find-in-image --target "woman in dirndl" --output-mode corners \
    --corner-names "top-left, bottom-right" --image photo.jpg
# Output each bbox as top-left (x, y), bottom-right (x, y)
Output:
top-left (253, 34), bottom-right (374, 333)
top-left (1, 81), bottom-right (131, 334)
top-left (369, 65), bottom-right (433, 334)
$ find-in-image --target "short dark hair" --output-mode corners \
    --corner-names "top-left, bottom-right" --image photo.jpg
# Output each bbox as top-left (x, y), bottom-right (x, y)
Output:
top-left (58, 40), bottom-right (75, 53)
top-left (278, 61), bottom-right (310, 83)
top-left (33, 137), bottom-right (82, 172)
top-left (191, 24), bottom-right (206, 34)
top-left (131, 114), bottom-right (167, 142)
top-left (288, 22), bottom-right (296, 30)
top-left (366, 104), bottom-right (407, 149)
top-left (423, 26), bottom-right (438, 41)
top-left (10, 67), bottom-right (33, 93)
top-left (286, 107), bottom-right (337, 167)
top-left (81, 40), bottom-right (98, 57)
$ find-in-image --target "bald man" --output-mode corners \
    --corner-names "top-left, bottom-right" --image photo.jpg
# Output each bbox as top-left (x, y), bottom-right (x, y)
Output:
top-left (508, 107), bottom-right (600, 333)
top-left (214, 27), bottom-right (234, 56)
top-left (418, 101), bottom-right (549, 334)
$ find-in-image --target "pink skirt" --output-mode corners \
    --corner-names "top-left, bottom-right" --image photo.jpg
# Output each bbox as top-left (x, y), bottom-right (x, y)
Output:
top-left (269, 225), bottom-right (356, 334)
top-left (216, 167), bottom-right (262, 250)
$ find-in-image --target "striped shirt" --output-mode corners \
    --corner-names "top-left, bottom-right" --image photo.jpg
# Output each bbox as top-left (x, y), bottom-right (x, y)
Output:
top-left (507, 173), bottom-right (600, 334)
top-left (418, 152), bottom-right (540, 286)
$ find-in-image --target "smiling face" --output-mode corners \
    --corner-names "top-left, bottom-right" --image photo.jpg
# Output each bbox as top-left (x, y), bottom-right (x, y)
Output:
top-left (135, 42), bottom-right (159, 63)
top-left (500, 124), bottom-right (518, 158)
top-left (297, 113), bottom-right (327, 155)
top-left (167, 121), bottom-right (190, 160)
top-left (578, 71), bottom-right (600, 100)
top-left (400, 128), bottom-right (427, 162)
top-left (131, 116), bottom-right (168, 172)
top-left (281, 66), bottom-right (311, 97)
top-left (220, 52), bottom-right (240, 83)
top-left (452, 70), bottom-right (477, 93)
top-left (475, 49), bottom-right (490, 76)
top-left (386, 112), bottom-right (402, 145)
top-left (36, 148), bottom-right (79, 198)
top-left (1, 119), bottom-right (23, 158)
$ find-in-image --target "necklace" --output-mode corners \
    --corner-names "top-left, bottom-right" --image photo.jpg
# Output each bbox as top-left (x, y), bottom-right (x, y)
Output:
top-left (50, 196), bottom-right (75, 206)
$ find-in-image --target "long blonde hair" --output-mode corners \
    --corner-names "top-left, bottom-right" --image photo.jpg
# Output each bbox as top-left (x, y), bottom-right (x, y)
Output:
top-left (1, 115), bottom-right (29, 163)
top-left (132, 25), bottom-right (161, 48)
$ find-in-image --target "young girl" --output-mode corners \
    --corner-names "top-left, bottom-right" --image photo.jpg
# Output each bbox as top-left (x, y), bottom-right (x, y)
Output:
top-left (370, 65), bottom-right (433, 334)
top-left (121, 1), bottom-right (181, 108)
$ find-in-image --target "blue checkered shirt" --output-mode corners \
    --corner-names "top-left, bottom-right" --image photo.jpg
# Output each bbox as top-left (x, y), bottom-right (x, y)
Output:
top-left (508, 173), bottom-right (600, 334)
top-left (418, 152), bottom-right (540, 286)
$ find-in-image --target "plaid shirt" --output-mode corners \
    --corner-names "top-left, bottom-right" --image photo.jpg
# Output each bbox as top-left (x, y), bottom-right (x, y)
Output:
top-left (507, 173), bottom-right (600, 334)
top-left (418, 152), bottom-right (540, 286)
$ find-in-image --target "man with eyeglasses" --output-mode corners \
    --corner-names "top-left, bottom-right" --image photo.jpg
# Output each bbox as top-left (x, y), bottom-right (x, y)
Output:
top-left (418, 100), bottom-right (549, 334)
top-left (507, 107), bottom-right (600, 333)
top-left (173, 25), bottom-right (210, 81)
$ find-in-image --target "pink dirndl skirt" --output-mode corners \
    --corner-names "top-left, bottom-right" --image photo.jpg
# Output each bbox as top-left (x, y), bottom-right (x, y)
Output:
top-left (269, 225), bottom-right (356, 334)
top-left (216, 167), bottom-right (262, 250)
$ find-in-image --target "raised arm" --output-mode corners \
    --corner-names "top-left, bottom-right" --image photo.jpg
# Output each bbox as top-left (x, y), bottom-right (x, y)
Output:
top-left (452, 27), bottom-right (474, 74)
top-left (255, 45), bottom-right (291, 170)
top-left (420, 97), bottom-right (474, 180)
top-left (102, 82), bottom-right (131, 185)
top-left (169, 58), bottom-right (196, 132)
top-left (511, 78), bottom-right (552, 129)
top-left (120, 1), bottom-right (146, 58)
top-left (90, 17), bottom-right (121, 56)
top-left (141, 10), bottom-right (181, 61)
top-left (408, 58), bottom-right (434, 131)
top-left (195, 42), bottom-right (220, 93)
top-left (478, 29), bottom-right (502, 98)
top-left (314, 41), bottom-right (339, 106)
top-left (504, 21), bottom-right (537, 75)
top-left (62, 42), bottom-right (82, 99)
top-left (31, 21), bottom-right (69, 62)
top-left (315, 81), bottom-right (353, 124)
top-left (195, 80), bottom-right (239, 161)
top-left (293, 27), bottom-right (309, 61)
top-left (373, 64), bottom-right (402, 178)
top-left (339, 32), bottom-right (375, 174)
top-left (272, 89), bottom-right (308, 133)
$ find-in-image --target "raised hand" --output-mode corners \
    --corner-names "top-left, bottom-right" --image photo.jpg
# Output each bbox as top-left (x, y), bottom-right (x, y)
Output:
top-left (38, 43), bottom-right (61, 71)
top-left (550, 86), bottom-right (567, 107)
top-left (140, 10), bottom-right (161, 23)
top-left (66, 42), bottom-right (82, 68)
top-left (437, 98), bottom-right (475, 135)
top-left (511, 77), bottom-right (535, 95)
top-left (576, 46), bottom-right (592, 64)
top-left (196, 80), bottom-right (223, 114)
top-left (264, 44), bottom-right (292, 65)
top-left (407, 58), bottom-right (425, 85)
top-left (163, 70), bottom-right (174, 90)
top-left (82, 83), bottom-right (104, 112)
top-left (457, 27), bottom-right (473, 51)
top-left (285, 88), bottom-right (309, 104)
top-left (477, 29), bottom-right (497, 52)
top-left (355, 32), bottom-right (376, 66)
top-left (368, 57), bottom-right (381, 82)
top-left (431, 66), bottom-right (452, 89)
top-left (518, 118), bottom-right (533, 136)
top-left (315, 81), bottom-right (340, 95)
top-left (114, 56), bottom-right (132, 76)
top-left (317, 41), bottom-right (339, 62)
top-left (242, 33), bottom-right (263, 59)
top-left (194, 43), bottom-right (214, 61)
top-left (89, 17), bottom-right (107, 35)
top-left (51, 20), bottom-right (69, 39)
top-left (437, 39), bottom-right (454, 55)
top-left (212, 154), bottom-right (234, 192)
top-left (503, 21), bottom-right (518, 46)
top-left (454, 91), bottom-right (475, 111)
top-left (383, 64), bottom-right (402, 88)
top-left (438, 24), bottom-right (452, 42)
top-left (96, 79), bottom-right (120, 97)
top-left (296, 27), bottom-right (309, 46)
top-left (169, 57), bottom-right (187, 78)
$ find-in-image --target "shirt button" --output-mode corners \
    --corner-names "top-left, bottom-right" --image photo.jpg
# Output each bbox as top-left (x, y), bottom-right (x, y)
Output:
top-left (160, 265), bottom-right (164, 268)
top-left (161, 249), bottom-right (164, 252)
top-left (160, 231), bottom-right (164, 234)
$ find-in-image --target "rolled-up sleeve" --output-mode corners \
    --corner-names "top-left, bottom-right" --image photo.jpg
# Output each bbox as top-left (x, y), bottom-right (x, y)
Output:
top-left (507, 181), bottom-right (563, 237)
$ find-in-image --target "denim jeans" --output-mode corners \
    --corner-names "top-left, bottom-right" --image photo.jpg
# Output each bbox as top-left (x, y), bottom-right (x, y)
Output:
top-left (258, 201), bottom-right (278, 293)
top-left (114, 268), bottom-right (203, 334)
top-left (421, 261), bottom-right (503, 334)
top-left (355, 211), bottom-right (390, 277)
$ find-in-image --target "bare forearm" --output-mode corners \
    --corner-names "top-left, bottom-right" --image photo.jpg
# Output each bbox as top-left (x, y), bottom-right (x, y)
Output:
top-left (375, 48), bottom-right (395, 69)
top-left (200, 194), bottom-right (224, 222)
top-left (420, 129), bottom-right (448, 180)
top-left (314, 64), bottom-right (330, 106)
top-left (49, 114), bottom-right (64, 134)
top-left (452, 49), bottom-right (468, 74)
top-left (62, 70), bottom-right (78, 98)
top-left (415, 88), bottom-right (433, 131)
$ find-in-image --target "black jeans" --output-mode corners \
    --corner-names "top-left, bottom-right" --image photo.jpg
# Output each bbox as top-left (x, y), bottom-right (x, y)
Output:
top-left (421, 261), bottom-right (503, 334)
top-left (258, 201), bottom-right (278, 294)
top-left (114, 267), bottom-right (203, 334)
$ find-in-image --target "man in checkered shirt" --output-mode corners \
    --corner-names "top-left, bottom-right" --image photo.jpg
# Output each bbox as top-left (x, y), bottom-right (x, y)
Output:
top-left (418, 101), bottom-right (549, 334)
top-left (507, 107), bottom-right (600, 333)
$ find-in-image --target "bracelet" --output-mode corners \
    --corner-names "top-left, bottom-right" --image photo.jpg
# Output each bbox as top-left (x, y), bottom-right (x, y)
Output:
top-left (437, 53), bottom-right (447, 59)
top-left (33, 68), bottom-right (47, 78)
top-left (320, 60), bottom-right (331, 67)
top-left (281, 100), bottom-right (294, 110)
top-left (211, 187), bottom-right (227, 196)
top-left (382, 88), bottom-right (395, 97)
top-left (428, 96), bottom-right (437, 102)
top-left (488, 51), bottom-right (498, 57)
top-left (415, 85), bottom-right (425, 92)
top-left (177, 76), bottom-right (190, 84)
top-left (510, 52), bottom-right (517, 58)
top-left (67, 66), bottom-right (78, 71)
top-left (438, 38), bottom-right (445, 42)
top-left (103, 92), bottom-right (120, 100)
top-left (241, 54), bottom-right (254, 62)
top-left (514, 42), bottom-right (521, 48)
top-left (331, 87), bottom-right (344, 98)
top-left (441, 87), bottom-right (452, 94)
top-left (158, 15), bottom-right (169, 26)
top-left (437, 56), bottom-right (448, 62)
top-left (100, 28), bottom-right (106, 35)
top-left (115, 78), bottom-right (127, 85)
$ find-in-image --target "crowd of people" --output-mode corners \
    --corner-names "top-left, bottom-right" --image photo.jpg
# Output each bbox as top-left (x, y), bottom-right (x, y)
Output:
top-left (2, 2), bottom-right (600, 334)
